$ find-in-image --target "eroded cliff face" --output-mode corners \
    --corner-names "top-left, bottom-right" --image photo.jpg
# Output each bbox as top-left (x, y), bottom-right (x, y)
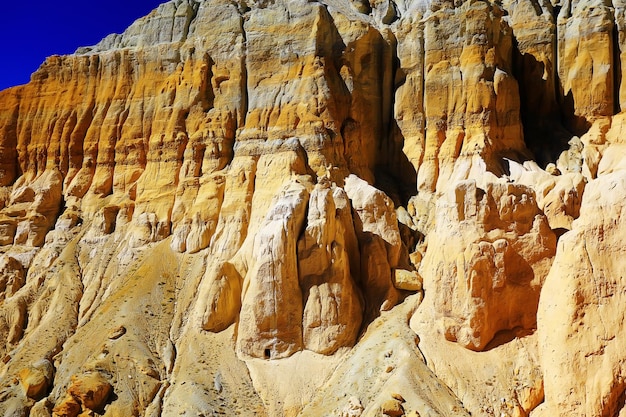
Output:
top-left (0, 0), bottom-right (625, 416)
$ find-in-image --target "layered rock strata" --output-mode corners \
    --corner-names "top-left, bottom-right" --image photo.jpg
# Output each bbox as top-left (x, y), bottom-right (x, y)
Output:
top-left (0, 0), bottom-right (625, 415)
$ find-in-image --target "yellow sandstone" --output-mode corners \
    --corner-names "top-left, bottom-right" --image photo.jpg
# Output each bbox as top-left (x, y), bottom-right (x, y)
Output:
top-left (0, 0), bottom-right (625, 415)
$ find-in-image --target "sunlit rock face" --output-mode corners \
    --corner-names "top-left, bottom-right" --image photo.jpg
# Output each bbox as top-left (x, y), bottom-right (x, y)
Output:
top-left (0, 0), bottom-right (625, 415)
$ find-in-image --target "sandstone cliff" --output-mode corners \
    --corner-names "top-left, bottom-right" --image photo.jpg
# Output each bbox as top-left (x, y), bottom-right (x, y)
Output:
top-left (0, 0), bottom-right (624, 415)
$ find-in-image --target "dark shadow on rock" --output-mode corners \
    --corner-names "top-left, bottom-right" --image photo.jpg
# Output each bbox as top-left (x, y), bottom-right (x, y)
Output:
top-left (483, 326), bottom-right (535, 351)
top-left (99, 391), bottom-right (118, 415)
top-left (374, 118), bottom-right (418, 208)
top-left (375, 48), bottom-right (418, 207)
top-left (512, 37), bottom-right (590, 167)
top-left (553, 227), bottom-right (569, 241)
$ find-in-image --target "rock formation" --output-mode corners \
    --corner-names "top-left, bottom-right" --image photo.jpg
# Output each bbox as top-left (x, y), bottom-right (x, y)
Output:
top-left (0, 0), bottom-right (625, 415)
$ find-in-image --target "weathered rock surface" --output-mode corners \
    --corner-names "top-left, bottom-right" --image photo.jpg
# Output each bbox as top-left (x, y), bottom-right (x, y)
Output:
top-left (298, 181), bottom-right (363, 355)
top-left (0, 0), bottom-right (626, 415)
top-left (418, 180), bottom-right (556, 351)
top-left (236, 178), bottom-right (310, 359)
top-left (535, 170), bottom-right (626, 417)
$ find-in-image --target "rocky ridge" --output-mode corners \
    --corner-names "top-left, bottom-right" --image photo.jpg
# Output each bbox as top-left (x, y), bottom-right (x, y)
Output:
top-left (0, 0), bottom-right (625, 415)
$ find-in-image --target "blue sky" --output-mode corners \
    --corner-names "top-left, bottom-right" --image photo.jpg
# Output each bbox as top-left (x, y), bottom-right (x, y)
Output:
top-left (0, 1), bottom-right (165, 91)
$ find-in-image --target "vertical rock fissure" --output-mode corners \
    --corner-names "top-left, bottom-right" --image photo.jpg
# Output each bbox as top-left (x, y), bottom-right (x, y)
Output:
top-left (240, 13), bottom-right (249, 130)
top-left (613, 17), bottom-right (622, 114)
top-left (552, 4), bottom-right (562, 111)
top-left (380, 35), bottom-right (395, 158)
top-left (183, 1), bottom-right (200, 42)
top-left (420, 23), bottom-right (426, 172)
top-left (614, 387), bottom-right (626, 417)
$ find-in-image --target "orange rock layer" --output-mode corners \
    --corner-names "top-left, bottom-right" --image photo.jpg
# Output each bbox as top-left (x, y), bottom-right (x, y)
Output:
top-left (0, 0), bottom-right (624, 416)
